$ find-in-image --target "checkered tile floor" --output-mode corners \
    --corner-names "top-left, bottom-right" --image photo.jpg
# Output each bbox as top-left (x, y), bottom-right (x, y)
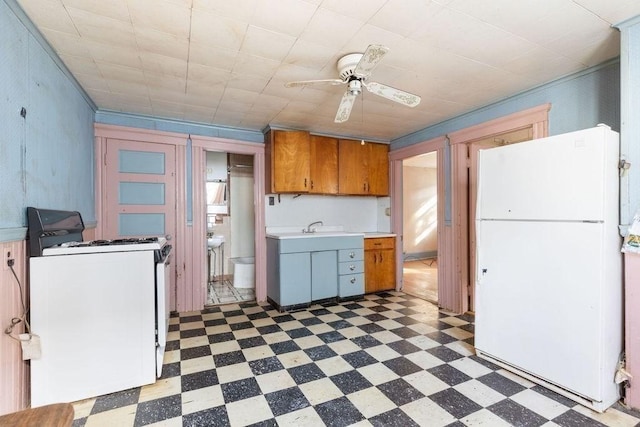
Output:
top-left (71, 292), bottom-right (640, 426)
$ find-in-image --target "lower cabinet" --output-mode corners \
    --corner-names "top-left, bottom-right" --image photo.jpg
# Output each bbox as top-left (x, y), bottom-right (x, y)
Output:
top-left (267, 236), bottom-right (364, 311)
top-left (364, 237), bottom-right (396, 293)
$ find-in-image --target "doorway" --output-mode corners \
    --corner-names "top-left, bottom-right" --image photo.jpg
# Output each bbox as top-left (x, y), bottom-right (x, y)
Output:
top-left (401, 152), bottom-right (438, 303)
top-left (205, 151), bottom-right (256, 305)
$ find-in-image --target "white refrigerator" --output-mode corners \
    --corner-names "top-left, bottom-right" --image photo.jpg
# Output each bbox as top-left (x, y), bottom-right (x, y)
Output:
top-left (474, 125), bottom-right (622, 412)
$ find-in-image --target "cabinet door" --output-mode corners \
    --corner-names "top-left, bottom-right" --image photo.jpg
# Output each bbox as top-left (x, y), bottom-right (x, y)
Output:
top-left (364, 238), bottom-right (396, 293)
top-left (311, 251), bottom-right (338, 300)
top-left (271, 130), bottom-right (310, 193)
top-left (364, 249), bottom-right (379, 293)
top-left (280, 253), bottom-right (311, 305)
top-left (338, 139), bottom-right (368, 195)
top-left (376, 248), bottom-right (396, 291)
top-left (310, 135), bottom-right (338, 194)
top-left (367, 143), bottom-right (389, 196)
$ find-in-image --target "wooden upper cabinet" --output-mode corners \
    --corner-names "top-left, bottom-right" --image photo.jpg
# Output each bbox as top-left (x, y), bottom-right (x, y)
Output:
top-left (309, 135), bottom-right (338, 194)
top-left (338, 139), bottom-right (389, 196)
top-left (266, 130), bottom-right (387, 196)
top-left (367, 142), bottom-right (389, 196)
top-left (266, 130), bottom-right (310, 193)
top-left (338, 139), bottom-right (369, 195)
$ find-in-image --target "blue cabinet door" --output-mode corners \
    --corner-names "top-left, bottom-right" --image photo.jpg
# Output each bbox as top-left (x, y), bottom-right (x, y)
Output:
top-left (311, 251), bottom-right (338, 300)
top-left (280, 252), bottom-right (311, 306)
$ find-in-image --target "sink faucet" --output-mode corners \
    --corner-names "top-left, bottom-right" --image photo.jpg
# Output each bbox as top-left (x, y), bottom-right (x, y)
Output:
top-left (303, 221), bottom-right (323, 233)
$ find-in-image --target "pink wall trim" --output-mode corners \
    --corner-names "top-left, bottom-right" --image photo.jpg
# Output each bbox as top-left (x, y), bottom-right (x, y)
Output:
top-left (448, 104), bottom-right (551, 144)
top-left (94, 124), bottom-right (266, 313)
top-left (390, 105), bottom-right (550, 314)
top-left (446, 104), bottom-right (550, 313)
top-left (625, 252), bottom-right (640, 409)
top-left (390, 137), bottom-right (449, 308)
top-left (190, 135), bottom-right (266, 305)
top-left (0, 240), bottom-right (29, 415)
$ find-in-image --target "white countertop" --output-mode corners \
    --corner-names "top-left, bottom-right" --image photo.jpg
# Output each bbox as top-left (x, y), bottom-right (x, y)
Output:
top-left (266, 226), bottom-right (394, 240)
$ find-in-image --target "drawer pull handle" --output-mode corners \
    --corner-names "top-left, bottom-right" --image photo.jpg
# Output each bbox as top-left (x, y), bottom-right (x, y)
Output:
top-left (374, 243), bottom-right (381, 245)
top-left (349, 252), bottom-right (355, 258)
top-left (350, 277), bottom-right (356, 284)
top-left (349, 265), bottom-right (356, 271)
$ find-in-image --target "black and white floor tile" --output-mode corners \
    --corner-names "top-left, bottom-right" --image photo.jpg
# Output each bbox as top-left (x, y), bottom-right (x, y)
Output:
top-left (71, 292), bottom-right (640, 427)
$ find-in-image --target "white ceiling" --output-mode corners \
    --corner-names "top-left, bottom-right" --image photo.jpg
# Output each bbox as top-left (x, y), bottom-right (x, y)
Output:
top-left (17, 0), bottom-right (640, 141)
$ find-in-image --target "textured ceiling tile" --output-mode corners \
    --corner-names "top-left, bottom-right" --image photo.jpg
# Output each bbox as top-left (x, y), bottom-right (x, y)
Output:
top-left (140, 53), bottom-right (188, 79)
top-left (85, 41), bottom-right (142, 69)
top-left (96, 62), bottom-right (146, 83)
top-left (410, 8), bottom-right (540, 68)
top-left (369, 0), bottom-right (442, 37)
top-left (226, 73), bottom-right (270, 93)
top-left (251, 0), bottom-right (318, 37)
top-left (570, 0), bottom-right (640, 25)
top-left (127, 0), bottom-right (191, 38)
top-left (298, 7), bottom-right (364, 49)
top-left (233, 52), bottom-right (280, 78)
top-left (62, 0), bottom-right (130, 22)
top-left (188, 44), bottom-right (238, 70)
top-left (134, 27), bottom-right (190, 61)
top-left (192, 0), bottom-right (259, 22)
top-left (19, 0), bottom-right (78, 35)
top-left (73, 72), bottom-right (110, 91)
top-left (105, 78), bottom-right (150, 97)
top-left (320, 0), bottom-right (387, 22)
top-left (283, 39), bottom-right (337, 72)
top-left (340, 24), bottom-right (407, 54)
top-left (187, 63), bottom-right (233, 86)
top-left (19, 0), bottom-right (640, 140)
top-left (190, 9), bottom-right (248, 51)
top-left (66, 7), bottom-right (136, 47)
top-left (240, 26), bottom-right (296, 62)
top-left (41, 29), bottom-right (91, 57)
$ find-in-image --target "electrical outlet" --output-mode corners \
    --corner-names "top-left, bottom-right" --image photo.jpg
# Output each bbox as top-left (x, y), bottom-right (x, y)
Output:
top-left (5, 251), bottom-right (13, 271)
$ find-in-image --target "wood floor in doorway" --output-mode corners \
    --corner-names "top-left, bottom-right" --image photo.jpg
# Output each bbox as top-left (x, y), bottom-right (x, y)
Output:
top-left (402, 259), bottom-right (438, 303)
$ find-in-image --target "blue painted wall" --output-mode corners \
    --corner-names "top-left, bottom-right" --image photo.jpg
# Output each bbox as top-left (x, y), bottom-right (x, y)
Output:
top-left (0, 1), bottom-right (95, 240)
top-left (392, 60), bottom-right (620, 149)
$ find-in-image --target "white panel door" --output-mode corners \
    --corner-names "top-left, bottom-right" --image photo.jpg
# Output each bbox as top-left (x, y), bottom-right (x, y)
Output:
top-left (477, 126), bottom-right (613, 222)
top-left (475, 220), bottom-right (604, 400)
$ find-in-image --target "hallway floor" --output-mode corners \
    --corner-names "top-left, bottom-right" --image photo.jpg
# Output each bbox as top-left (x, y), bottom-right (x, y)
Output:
top-left (71, 292), bottom-right (639, 426)
top-left (402, 259), bottom-right (438, 303)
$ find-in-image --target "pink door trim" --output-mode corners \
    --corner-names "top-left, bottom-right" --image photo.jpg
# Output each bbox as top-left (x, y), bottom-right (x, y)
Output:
top-left (390, 104), bottom-right (550, 313)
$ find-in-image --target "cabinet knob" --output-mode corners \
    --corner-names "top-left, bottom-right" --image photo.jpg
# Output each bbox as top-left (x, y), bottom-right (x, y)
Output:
top-left (349, 264), bottom-right (356, 271)
top-left (349, 252), bottom-right (355, 258)
top-left (350, 277), bottom-right (356, 284)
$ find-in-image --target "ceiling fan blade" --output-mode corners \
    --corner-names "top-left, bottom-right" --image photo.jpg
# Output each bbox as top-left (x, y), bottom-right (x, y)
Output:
top-left (354, 44), bottom-right (389, 78)
top-left (285, 79), bottom-right (345, 88)
top-left (334, 91), bottom-right (357, 123)
top-left (364, 81), bottom-right (421, 107)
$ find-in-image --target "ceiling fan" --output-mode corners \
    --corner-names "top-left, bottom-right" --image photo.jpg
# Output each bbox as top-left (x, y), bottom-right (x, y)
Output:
top-left (285, 44), bottom-right (421, 123)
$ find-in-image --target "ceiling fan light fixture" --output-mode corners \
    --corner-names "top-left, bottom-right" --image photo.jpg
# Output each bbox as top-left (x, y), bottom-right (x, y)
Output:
top-left (348, 79), bottom-right (362, 96)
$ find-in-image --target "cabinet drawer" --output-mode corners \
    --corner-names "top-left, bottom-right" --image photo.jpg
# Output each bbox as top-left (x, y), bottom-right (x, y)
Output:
top-left (339, 273), bottom-right (364, 297)
top-left (339, 260), bottom-right (364, 275)
top-left (364, 237), bottom-right (395, 250)
top-left (338, 248), bottom-right (363, 262)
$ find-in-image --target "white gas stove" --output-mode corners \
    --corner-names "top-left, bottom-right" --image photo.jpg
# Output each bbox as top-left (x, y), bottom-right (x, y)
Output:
top-left (42, 236), bottom-right (168, 255)
top-left (27, 207), bottom-right (173, 407)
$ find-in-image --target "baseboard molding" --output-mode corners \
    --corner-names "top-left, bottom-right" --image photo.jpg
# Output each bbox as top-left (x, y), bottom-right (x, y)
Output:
top-left (403, 251), bottom-right (437, 261)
